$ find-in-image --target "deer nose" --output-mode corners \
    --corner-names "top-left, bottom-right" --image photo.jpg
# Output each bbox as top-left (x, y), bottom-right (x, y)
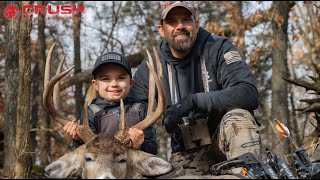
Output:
top-left (44, 168), bottom-right (52, 177)
top-left (44, 160), bottom-right (65, 178)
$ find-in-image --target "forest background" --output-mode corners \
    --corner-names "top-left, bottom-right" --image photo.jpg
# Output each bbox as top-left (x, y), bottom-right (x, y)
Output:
top-left (0, 1), bottom-right (320, 178)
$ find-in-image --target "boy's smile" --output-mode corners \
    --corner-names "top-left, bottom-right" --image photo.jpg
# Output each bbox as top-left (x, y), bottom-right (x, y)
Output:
top-left (109, 90), bottom-right (122, 96)
top-left (92, 63), bottom-right (134, 102)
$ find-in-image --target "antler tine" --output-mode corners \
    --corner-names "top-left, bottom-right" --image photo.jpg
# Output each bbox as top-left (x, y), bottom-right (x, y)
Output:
top-left (153, 46), bottom-right (166, 114)
top-left (132, 48), bottom-right (166, 130)
top-left (53, 54), bottom-right (66, 110)
top-left (119, 99), bottom-right (126, 132)
top-left (114, 98), bottom-right (131, 145)
top-left (146, 49), bottom-right (155, 116)
top-left (44, 42), bottom-right (56, 87)
top-left (76, 101), bottom-right (97, 143)
top-left (153, 47), bottom-right (163, 79)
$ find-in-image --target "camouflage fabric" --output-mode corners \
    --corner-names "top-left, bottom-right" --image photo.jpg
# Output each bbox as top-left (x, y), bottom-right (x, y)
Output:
top-left (169, 108), bottom-right (261, 176)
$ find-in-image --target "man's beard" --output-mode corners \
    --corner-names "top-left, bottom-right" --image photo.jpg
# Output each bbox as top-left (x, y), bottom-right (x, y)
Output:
top-left (165, 29), bottom-right (196, 53)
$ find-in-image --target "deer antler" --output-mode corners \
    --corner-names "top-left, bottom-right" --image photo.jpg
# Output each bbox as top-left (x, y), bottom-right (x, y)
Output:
top-left (132, 47), bottom-right (166, 130)
top-left (53, 54), bottom-right (66, 110)
top-left (115, 47), bottom-right (166, 145)
top-left (43, 42), bottom-right (96, 143)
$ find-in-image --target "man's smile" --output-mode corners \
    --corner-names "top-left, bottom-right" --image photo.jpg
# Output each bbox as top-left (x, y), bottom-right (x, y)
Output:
top-left (174, 34), bottom-right (189, 40)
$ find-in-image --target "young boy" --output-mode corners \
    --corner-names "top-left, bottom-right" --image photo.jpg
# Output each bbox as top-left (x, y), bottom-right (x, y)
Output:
top-left (63, 52), bottom-right (157, 155)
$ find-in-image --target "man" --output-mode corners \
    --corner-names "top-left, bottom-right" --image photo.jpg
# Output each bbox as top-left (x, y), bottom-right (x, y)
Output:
top-left (129, 1), bottom-right (261, 175)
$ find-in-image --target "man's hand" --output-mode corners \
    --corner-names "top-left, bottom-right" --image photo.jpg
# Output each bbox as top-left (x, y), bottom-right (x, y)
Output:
top-left (128, 128), bottom-right (144, 150)
top-left (163, 94), bottom-right (198, 133)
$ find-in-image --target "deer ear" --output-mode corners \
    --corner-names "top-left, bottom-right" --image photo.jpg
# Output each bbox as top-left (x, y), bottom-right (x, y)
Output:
top-left (134, 152), bottom-right (173, 176)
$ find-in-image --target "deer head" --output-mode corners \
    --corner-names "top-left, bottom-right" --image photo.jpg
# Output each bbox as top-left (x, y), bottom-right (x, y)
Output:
top-left (43, 43), bottom-right (171, 178)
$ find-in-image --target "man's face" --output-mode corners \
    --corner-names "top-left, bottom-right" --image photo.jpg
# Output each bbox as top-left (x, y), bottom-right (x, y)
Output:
top-left (92, 63), bottom-right (134, 102)
top-left (158, 7), bottom-right (199, 54)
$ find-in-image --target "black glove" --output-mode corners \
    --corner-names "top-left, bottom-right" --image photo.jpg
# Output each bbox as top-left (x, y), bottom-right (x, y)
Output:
top-left (163, 94), bottom-right (198, 133)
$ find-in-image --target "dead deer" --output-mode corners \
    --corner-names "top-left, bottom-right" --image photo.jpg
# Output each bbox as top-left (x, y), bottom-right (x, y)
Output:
top-left (42, 42), bottom-right (178, 179)
top-left (43, 43), bottom-right (243, 179)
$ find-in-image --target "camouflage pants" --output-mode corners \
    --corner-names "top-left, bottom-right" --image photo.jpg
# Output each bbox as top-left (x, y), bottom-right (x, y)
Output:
top-left (169, 109), bottom-right (261, 176)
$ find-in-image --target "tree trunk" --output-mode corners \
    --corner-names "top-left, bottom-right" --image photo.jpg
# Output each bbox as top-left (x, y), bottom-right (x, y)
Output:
top-left (0, 2), bottom-right (6, 27)
top-left (30, 62), bottom-right (38, 165)
top-left (3, 1), bottom-right (20, 177)
top-left (14, 1), bottom-right (33, 178)
top-left (73, 1), bottom-right (83, 118)
top-left (37, 1), bottom-right (51, 166)
top-left (287, 42), bottom-right (302, 146)
top-left (270, 1), bottom-right (290, 157)
top-left (230, 1), bottom-right (245, 56)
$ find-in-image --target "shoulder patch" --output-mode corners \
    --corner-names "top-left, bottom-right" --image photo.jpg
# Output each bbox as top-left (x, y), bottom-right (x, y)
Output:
top-left (223, 51), bottom-right (242, 65)
top-left (89, 104), bottom-right (101, 115)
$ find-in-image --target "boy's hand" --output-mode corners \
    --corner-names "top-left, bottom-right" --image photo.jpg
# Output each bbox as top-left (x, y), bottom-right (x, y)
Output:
top-left (63, 121), bottom-right (80, 140)
top-left (128, 128), bottom-right (144, 150)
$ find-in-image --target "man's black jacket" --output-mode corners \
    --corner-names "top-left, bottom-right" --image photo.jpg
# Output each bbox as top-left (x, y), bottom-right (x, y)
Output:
top-left (129, 27), bottom-right (258, 152)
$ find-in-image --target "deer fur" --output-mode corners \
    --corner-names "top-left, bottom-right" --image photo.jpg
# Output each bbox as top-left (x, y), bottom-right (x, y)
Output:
top-left (45, 134), bottom-right (173, 178)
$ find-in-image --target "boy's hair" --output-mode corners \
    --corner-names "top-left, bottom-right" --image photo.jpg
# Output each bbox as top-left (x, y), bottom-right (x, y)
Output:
top-left (92, 52), bottom-right (132, 78)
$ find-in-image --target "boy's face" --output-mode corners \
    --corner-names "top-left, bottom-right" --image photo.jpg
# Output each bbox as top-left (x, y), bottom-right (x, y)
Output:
top-left (92, 63), bottom-right (134, 102)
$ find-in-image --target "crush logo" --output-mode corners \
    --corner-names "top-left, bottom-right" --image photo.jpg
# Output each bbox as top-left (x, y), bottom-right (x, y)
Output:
top-left (4, 5), bottom-right (20, 20)
top-left (4, 4), bottom-right (85, 20)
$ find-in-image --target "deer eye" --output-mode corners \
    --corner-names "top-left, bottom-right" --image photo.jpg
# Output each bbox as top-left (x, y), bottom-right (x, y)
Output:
top-left (84, 153), bottom-right (94, 162)
top-left (85, 157), bottom-right (92, 162)
top-left (118, 158), bottom-right (126, 163)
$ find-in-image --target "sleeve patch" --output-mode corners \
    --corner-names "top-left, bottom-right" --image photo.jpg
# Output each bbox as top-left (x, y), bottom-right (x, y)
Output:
top-left (223, 51), bottom-right (242, 65)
